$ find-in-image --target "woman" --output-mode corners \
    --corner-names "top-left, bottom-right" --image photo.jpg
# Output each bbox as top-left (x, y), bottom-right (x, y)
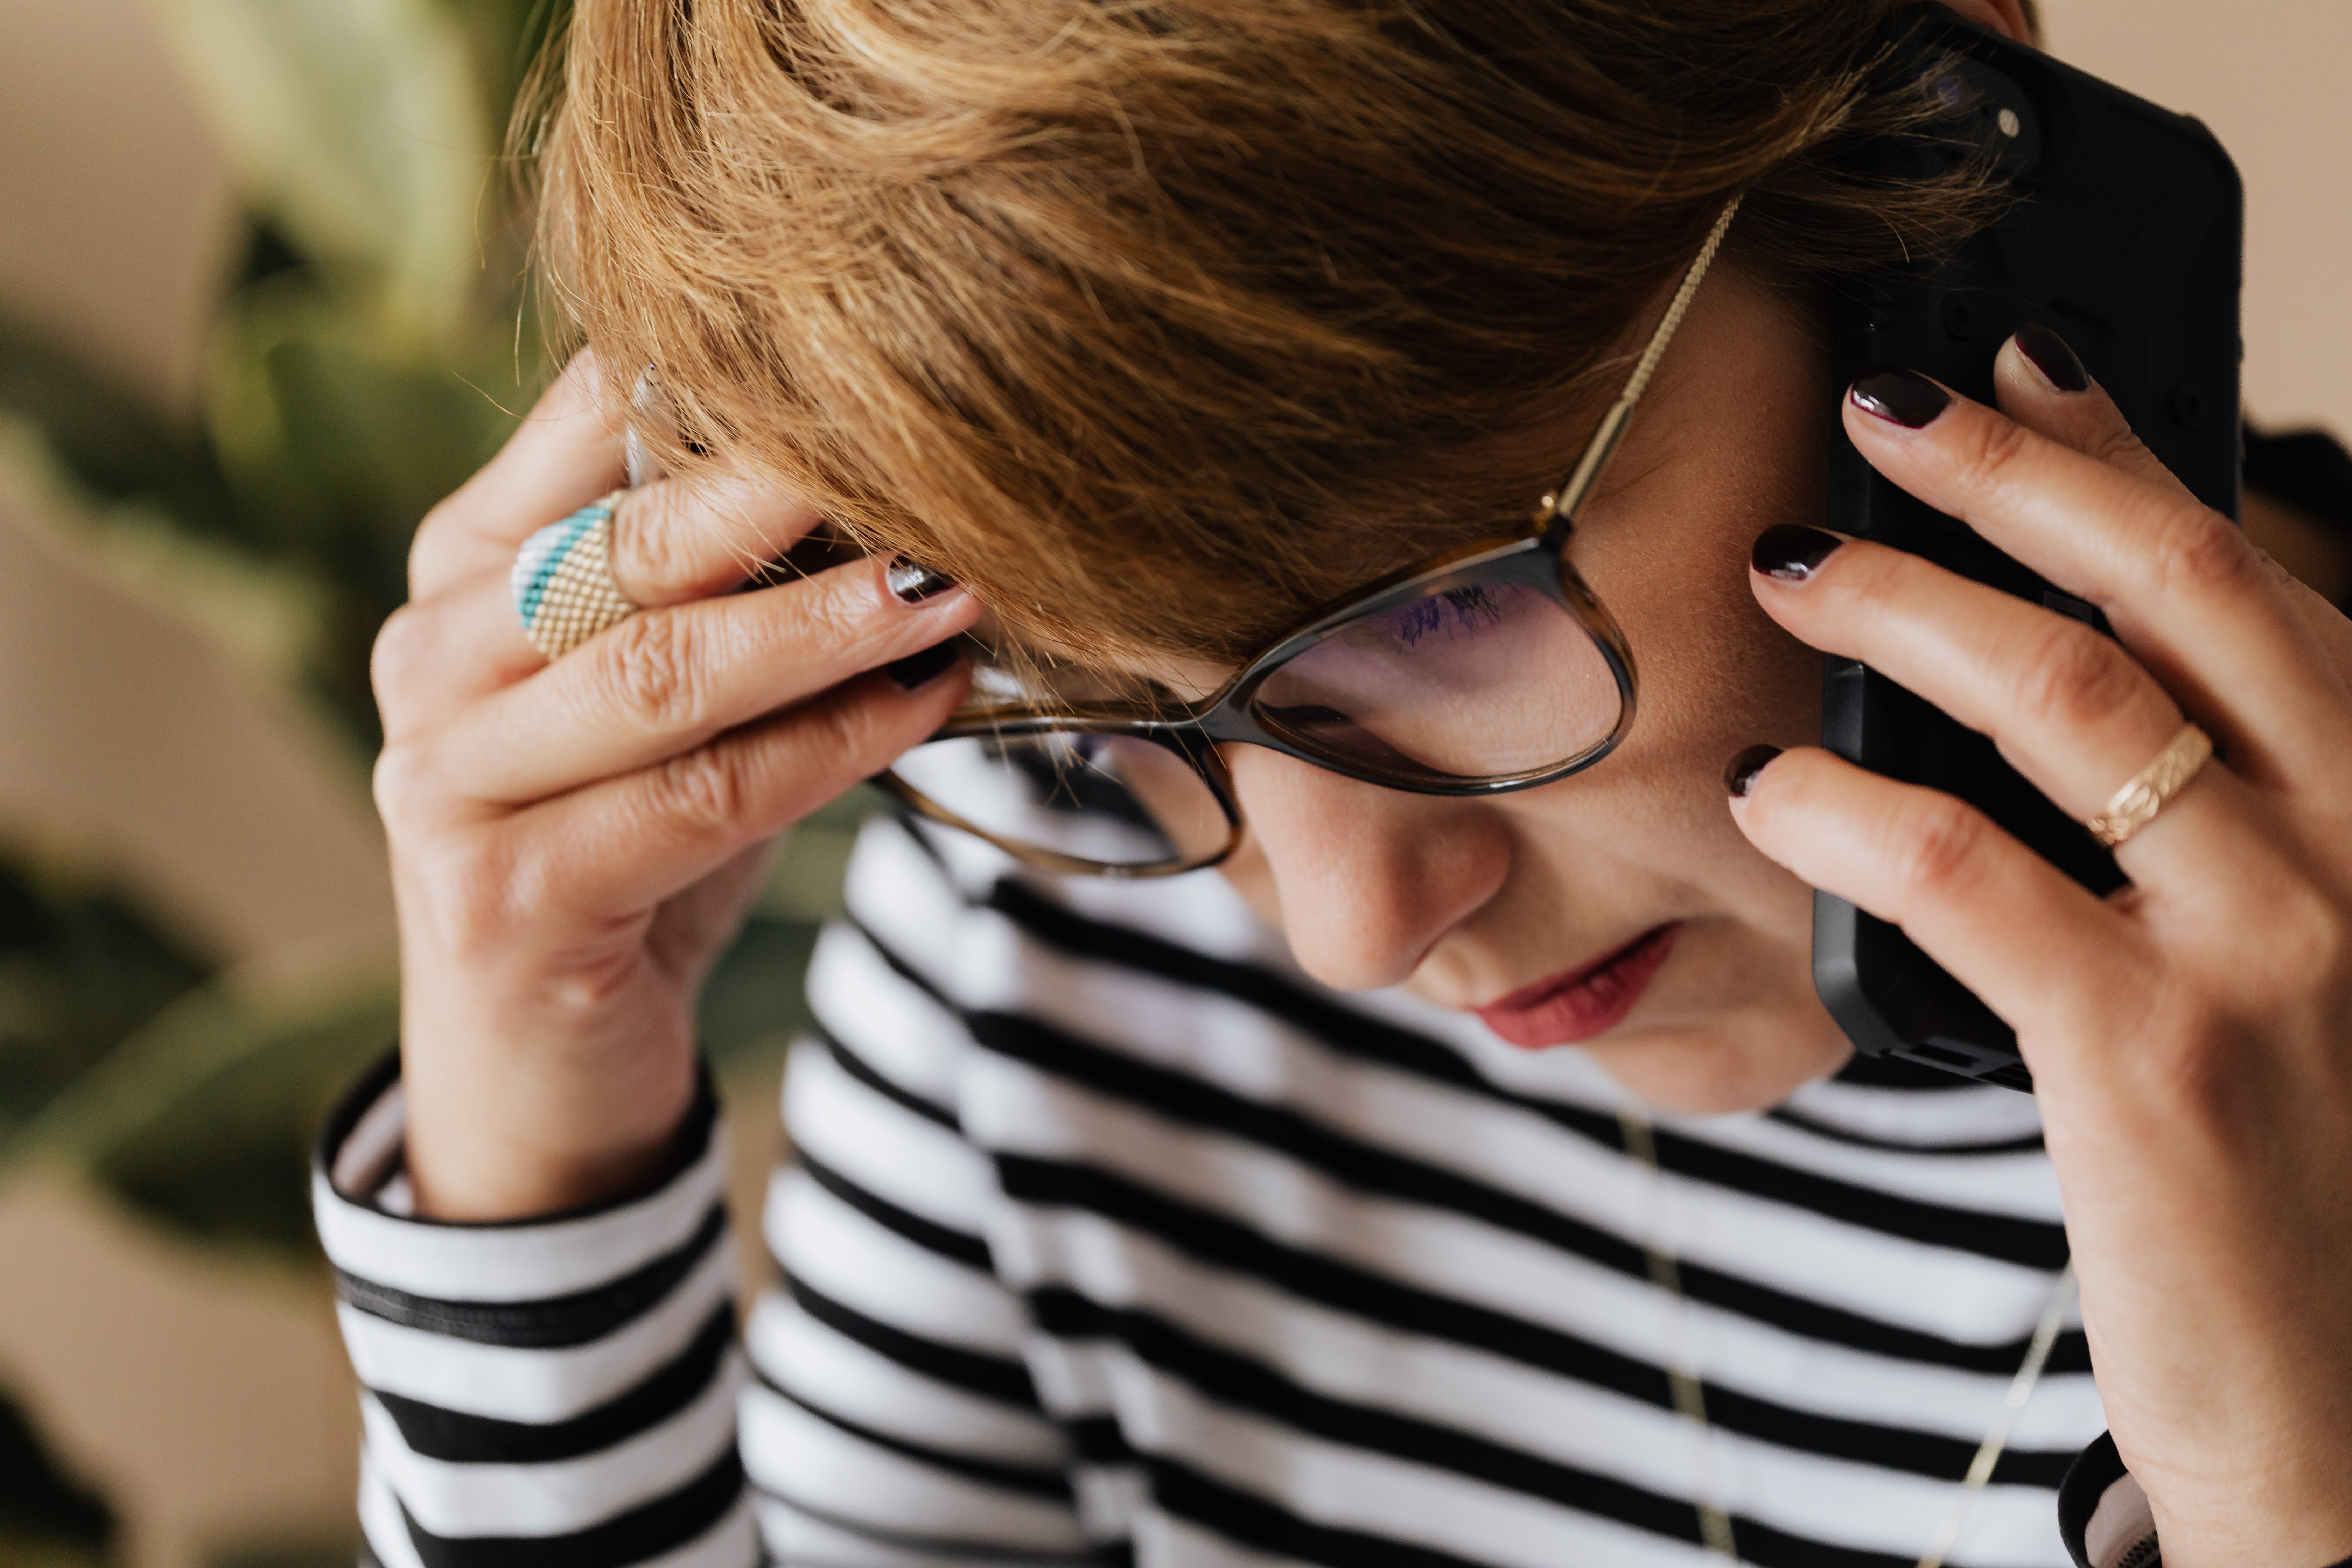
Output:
top-left (321, 1), bottom-right (2352, 1564)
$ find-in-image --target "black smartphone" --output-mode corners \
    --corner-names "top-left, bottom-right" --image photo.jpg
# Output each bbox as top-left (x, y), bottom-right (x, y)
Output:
top-left (1814, 12), bottom-right (2243, 1091)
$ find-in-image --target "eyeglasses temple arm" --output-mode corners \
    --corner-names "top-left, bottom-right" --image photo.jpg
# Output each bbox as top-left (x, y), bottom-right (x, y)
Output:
top-left (1541, 195), bottom-right (1744, 535)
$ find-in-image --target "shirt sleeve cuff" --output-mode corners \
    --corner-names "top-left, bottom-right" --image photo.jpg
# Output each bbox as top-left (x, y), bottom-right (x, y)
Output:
top-left (2060, 1432), bottom-right (2157, 1568)
top-left (311, 1048), bottom-right (728, 1306)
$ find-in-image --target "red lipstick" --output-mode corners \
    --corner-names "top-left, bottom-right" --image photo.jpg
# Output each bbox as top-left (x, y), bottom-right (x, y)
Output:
top-left (1476, 923), bottom-right (1681, 1050)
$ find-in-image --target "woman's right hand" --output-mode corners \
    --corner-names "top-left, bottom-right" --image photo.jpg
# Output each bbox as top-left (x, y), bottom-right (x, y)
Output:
top-left (372, 352), bottom-right (978, 1220)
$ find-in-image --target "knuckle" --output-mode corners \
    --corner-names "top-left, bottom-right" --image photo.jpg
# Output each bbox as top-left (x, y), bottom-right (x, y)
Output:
top-left (2144, 506), bottom-right (2260, 602)
top-left (370, 745), bottom-right (422, 825)
top-left (370, 602), bottom-right (437, 702)
top-left (599, 611), bottom-right (708, 729)
top-left (2009, 618), bottom-right (2143, 732)
top-left (806, 684), bottom-right (890, 762)
top-left (608, 494), bottom-right (676, 596)
top-left (422, 836), bottom-right (531, 958)
top-left (650, 743), bottom-right (753, 839)
top-left (2262, 878), bottom-right (2350, 993)
top-left (371, 742), bottom-right (454, 831)
top-left (2085, 422), bottom-right (2156, 473)
top-left (1886, 794), bottom-right (1994, 904)
top-left (406, 498), bottom-right (468, 587)
top-left (799, 569), bottom-right (878, 651)
top-left (1951, 411), bottom-right (2037, 496)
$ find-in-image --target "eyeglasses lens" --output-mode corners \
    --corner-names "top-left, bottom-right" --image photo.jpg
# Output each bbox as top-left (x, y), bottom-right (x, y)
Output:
top-left (1252, 579), bottom-right (1622, 782)
top-left (888, 730), bottom-right (1231, 873)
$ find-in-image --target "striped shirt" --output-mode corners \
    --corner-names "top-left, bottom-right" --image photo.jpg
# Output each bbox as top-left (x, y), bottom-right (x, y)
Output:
top-left (317, 810), bottom-right (2164, 1568)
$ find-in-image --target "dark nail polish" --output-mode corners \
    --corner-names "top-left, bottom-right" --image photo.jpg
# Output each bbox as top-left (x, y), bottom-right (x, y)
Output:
top-left (886, 555), bottom-right (957, 604)
top-left (1725, 744), bottom-right (1783, 799)
top-left (885, 641), bottom-right (961, 691)
top-left (2014, 321), bottom-right (2090, 393)
top-left (1850, 367), bottom-right (1952, 429)
top-left (1751, 524), bottom-right (1846, 582)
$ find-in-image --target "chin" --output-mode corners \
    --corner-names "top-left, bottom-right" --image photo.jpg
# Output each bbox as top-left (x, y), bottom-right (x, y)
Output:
top-left (1580, 1008), bottom-right (1851, 1116)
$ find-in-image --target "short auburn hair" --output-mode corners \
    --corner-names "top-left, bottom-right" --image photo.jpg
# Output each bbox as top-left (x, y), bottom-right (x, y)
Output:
top-left (527, 0), bottom-right (2001, 662)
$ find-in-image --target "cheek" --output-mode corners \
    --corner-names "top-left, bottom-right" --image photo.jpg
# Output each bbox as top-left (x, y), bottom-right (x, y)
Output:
top-left (1594, 489), bottom-right (1825, 787)
top-left (1518, 405), bottom-right (1831, 915)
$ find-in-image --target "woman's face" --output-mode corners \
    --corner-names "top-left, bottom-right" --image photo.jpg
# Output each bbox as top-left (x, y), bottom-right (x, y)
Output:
top-left (1205, 262), bottom-right (1848, 1115)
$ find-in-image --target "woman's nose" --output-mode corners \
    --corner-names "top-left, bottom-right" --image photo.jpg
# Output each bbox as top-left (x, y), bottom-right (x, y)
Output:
top-left (1222, 746), bottom-right (1511, 992)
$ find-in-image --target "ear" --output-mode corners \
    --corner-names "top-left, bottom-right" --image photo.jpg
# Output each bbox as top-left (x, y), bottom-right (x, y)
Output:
top-left (1921, 0), bottom-right (2036, 45)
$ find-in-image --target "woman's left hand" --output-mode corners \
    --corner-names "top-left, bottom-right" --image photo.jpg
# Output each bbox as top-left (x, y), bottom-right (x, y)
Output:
top-left (1729, 332), bottom-right (2352, 1568)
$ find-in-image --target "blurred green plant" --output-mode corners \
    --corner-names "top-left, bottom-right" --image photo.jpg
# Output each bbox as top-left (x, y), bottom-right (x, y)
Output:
top-left (0, 1387), bottom-right (113, 1568)
top-left (0, 0), bottom-right (859, 1549)
top-left (0, 0), bottom-right (561, 1225)
top-left (1, 0), bottom-right (568, 748)
top-left (203, 1544), bottom-right (359, 1568)
top-left (0, 855), bottom-right (215, 1148)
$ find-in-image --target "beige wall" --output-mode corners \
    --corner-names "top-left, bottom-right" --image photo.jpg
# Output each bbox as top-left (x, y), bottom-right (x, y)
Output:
top-left (2046, 0), bottom-right (2352, 439)
top-left (0, 0), bottom-right (236, 409)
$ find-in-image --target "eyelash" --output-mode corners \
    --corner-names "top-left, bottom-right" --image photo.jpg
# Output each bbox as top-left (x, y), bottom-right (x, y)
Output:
top-left (1383, 586), bottom-right (1507, 648)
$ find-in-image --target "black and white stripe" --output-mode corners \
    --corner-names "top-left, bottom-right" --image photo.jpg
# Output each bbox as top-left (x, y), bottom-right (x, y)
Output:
top-left (318, 1063), bottom-right (758, 1568)
top-left (323, 810), bottom-right (2142, 1567)
top-left (782, 816), bottom-right (2100, 1567)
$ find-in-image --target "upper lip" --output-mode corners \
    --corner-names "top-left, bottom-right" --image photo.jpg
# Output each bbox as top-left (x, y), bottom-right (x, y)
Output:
top-left (1474, 924), bottom-right (1676, 1015)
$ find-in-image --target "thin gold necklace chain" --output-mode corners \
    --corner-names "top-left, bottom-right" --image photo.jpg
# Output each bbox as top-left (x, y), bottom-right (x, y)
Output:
top-left (1616, 1105), bottom-right (2079, 1568)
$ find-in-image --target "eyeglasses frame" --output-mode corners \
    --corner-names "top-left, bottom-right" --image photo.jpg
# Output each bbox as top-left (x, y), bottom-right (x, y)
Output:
top-left (875, 197), bottom-right (1743, 878)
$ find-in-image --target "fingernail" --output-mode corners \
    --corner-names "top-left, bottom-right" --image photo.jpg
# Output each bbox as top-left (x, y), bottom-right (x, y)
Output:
top-left (1751, 524), bottom-right (1846, 582)
top-left (1725, 744), bottom-right (1783, 799)
top-left (885, 641), bottom-right (961, 691)
top-left (886, 555), bottom-right (957, 604)
top-left (1850, 367), bottom-right (1952, 429)
top-left (2014, 321), bottom-right (2090, 393)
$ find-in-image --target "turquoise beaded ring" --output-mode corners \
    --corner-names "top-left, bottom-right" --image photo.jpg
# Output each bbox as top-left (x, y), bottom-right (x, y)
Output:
top-left (511, 491), bottom-right (640, 660)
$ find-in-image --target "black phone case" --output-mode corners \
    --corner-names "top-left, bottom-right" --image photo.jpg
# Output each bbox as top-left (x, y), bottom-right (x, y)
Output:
top-left (1815, 15), bottom-right (2242, 1091)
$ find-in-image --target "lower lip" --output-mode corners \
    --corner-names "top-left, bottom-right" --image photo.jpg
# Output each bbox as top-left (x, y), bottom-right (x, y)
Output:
top-left (1476, 924), bottom-right (1682, 1050)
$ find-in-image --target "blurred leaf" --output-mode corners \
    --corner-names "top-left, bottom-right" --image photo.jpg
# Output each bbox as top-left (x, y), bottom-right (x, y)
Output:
top-left (698, 916), bottom-right (821, 1081)
top-left (0, 414), bottom-right (330, 686)
top-left (204, 280), bottom-right (527, 739)
top-left (205, 1536), bottom-right (358, 1568)
top-left (135, 0), bottom-right (492, 344)
top-left (430, 0), bottom-right (571, 128)
top-left (0, 0), bottom-right (569, 1273)
top-left (0, 316), bottom-right (239, 537)
top-left (0, 1539), bottom-right (109, 1568)
top-left (0, 1388), bottom-right (115, 1564)
top-left (0, 853), bottom-right (215, 1145)
top-left (9, 969), bottom-right (397, 1261)
top-left (208, 282), bottom-right (522, 548)
top-left (755, 787), bottom-right (882, 925)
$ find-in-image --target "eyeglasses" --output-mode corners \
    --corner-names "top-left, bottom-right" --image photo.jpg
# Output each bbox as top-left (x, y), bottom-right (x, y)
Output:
top-left (876, 199), bottom-right (1741, 878)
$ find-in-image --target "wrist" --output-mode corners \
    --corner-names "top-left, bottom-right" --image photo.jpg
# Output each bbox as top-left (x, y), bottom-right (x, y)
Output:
top-left (396, 980), bottom-right (701, 1221)
top-left (2140, 1462), bottom-right (2352, 1568)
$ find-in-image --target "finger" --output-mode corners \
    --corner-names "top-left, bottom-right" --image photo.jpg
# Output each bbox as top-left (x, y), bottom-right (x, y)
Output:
top-left (410, 351), bottom-right (628, 601)
top-left (1843, 368), bottom-right (2352, 793)
top-left (1727, 744), bottom-right (2152, 1072)
top-left (1991, 323), bottom-right (2199, 503)
top-left (373, 569), bottom-right (545, 741)
top-left (437, 557), bottom-right (979, 804)
top-left (1994, 329), bottom-right (2352, 716)
top-left (1750, 530), bottom-right (2280, 887)
top-left (511, 665), bottom-right (967, 918)
top-left (604, 469), bottom-right (825, 608)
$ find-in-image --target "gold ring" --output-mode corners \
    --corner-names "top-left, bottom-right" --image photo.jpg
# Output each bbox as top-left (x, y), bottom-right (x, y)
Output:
top-left (2084, 722), bottom-right (2213, 848)
top-left (511, 491), bottom-right (641, 660)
